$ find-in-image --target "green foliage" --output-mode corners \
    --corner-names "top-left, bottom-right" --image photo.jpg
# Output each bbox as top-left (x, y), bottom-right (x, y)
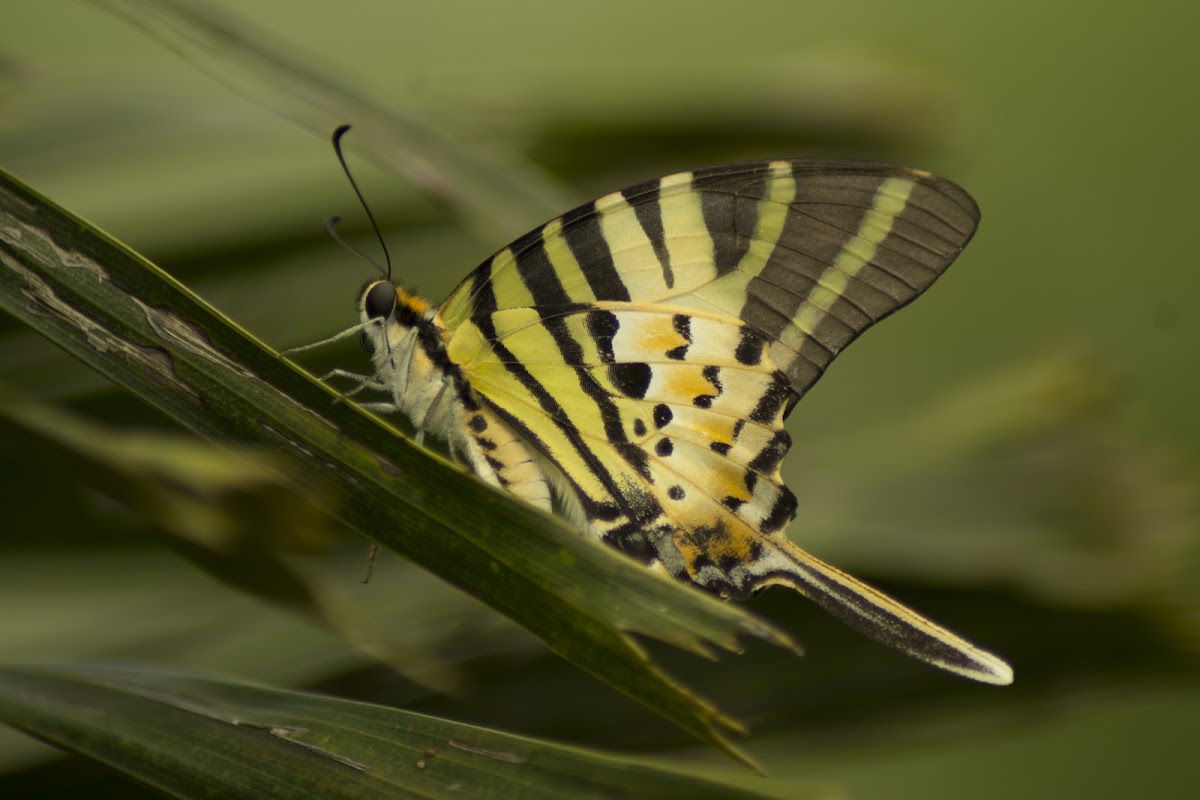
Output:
top-left (0, 663), bottom-right (819, 799)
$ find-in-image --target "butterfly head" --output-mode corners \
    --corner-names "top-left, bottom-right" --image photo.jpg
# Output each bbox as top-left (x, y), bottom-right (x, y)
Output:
top-left (357, 279), bottom-right (433, 354)
top-left (362, 279), bottom-right (398, 321)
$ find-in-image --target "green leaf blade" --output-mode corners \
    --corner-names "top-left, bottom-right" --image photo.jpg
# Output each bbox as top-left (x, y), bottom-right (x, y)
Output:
top-left (0, 663), bottom-right (815, 799)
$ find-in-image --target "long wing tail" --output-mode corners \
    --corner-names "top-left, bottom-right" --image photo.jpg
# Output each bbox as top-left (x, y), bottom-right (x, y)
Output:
top-left (758, 538), bottom-right (1013, 685)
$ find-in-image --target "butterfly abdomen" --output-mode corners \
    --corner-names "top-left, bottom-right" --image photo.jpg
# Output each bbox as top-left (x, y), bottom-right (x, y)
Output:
top-left (455, 400), bottom-right (553, 512)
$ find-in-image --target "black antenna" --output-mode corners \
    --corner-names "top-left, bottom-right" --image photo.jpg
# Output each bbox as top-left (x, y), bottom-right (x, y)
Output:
top-left (322, 216), bottom-right (390, 276)
top-left (332, 124), bottom-right (392, 281)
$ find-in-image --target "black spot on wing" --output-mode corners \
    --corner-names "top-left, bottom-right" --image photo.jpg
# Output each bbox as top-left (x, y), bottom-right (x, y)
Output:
top-left (693, 365), bottom-right (723, 408)
top-left (721, 496), bottom-right (746, 512)
top-left (585, 309), bottom-right (619, 363)
top-left (667, 314), bottom-right (691, 360)
top-left (609, 362), bottom-right (653, 399)
top-left (653, 404), bottom-right (673, 428)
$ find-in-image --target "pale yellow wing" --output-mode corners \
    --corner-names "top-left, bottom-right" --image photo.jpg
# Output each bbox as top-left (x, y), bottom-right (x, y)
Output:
top-left (437, 160), bottom-right (1009, 683)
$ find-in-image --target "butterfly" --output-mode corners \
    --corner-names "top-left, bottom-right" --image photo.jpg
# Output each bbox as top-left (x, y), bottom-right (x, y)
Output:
top-left (295, 137), bottom-right (1012, 686)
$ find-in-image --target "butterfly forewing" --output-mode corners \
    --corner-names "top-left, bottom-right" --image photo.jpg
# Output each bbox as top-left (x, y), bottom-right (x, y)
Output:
top-left (443, 161), bottom-right (977, 401)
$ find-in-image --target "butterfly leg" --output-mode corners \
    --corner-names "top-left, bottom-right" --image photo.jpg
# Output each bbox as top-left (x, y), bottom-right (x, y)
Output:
top-left (278, 320), bottom-right (373, 356)
top-left (355, 401), bottom-right (402, 415)
top-left (310, 368), bottom-right (394, 406)
top-left (318, 368), bottom-right (386, 389)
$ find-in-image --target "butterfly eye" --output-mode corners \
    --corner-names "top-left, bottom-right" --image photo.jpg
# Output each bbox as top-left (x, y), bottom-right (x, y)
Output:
top-left (360, 330), bottom-right (375, 353)
top-left (364, 281), bottom-right (397, 320)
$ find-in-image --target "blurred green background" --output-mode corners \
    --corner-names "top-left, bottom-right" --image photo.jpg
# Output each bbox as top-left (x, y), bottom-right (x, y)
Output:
top-left (1, 0), bottom-right (1197, 797)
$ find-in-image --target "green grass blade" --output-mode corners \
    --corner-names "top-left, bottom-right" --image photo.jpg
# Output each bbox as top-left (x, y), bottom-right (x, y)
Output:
top-left (0, 165), bottom-right (794, 767)
top-left (0, 662), bottom-right (823, 799)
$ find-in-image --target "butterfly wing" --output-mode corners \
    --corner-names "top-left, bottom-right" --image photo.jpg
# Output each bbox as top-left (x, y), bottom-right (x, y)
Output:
top-left (437, 161), bottom-right (1009, 683)
top-left (440, 160), bottom-right (979, 395)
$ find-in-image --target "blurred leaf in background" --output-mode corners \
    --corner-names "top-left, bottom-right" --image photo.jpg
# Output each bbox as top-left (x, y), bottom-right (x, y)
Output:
top-left (1, 0), bottom-right (1198, 798)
